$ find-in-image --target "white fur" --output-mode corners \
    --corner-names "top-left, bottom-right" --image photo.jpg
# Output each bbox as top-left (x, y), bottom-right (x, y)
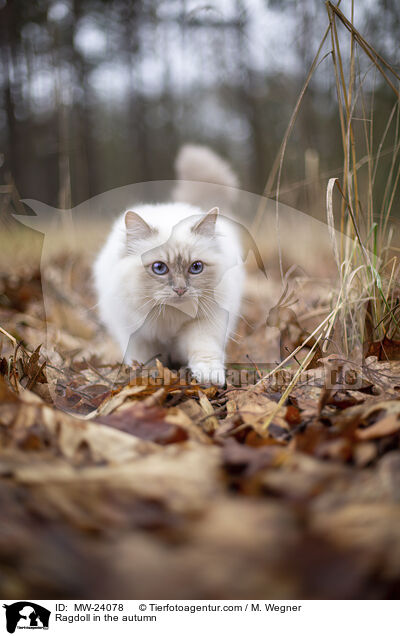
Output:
top-left (93, 147), bottom-right (243, 385)
top-left (173, 144), bottom-right (239, 207)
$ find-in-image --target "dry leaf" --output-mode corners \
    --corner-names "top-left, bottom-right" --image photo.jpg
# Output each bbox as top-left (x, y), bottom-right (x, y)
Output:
top-left (84, 384), bottom-right (148, 418)
top-left (227, 388), bottom-right (288, 437)
top-left (198, 393), bottom-right (219, 432)
top-left (98, 401), bottom-right (189, 445)
top-left (356, 414), bottom-right (400, 440)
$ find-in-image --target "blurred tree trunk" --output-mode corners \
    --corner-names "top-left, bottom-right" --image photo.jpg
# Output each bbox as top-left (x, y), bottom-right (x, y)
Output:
top-left (68, 0), bottom-right (96, 205)
top-left (1, 1), bottom-right (19, 183)
top-left (234, 0), bottom-right (267, 193)
top-left (121, 0), bottom-right (149, 183)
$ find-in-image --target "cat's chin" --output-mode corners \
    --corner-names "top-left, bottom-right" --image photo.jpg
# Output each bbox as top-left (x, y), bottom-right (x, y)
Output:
top-left (157, 296), bottom-right (199, 319)
top-left (166, 295), bottom-right (196, 306)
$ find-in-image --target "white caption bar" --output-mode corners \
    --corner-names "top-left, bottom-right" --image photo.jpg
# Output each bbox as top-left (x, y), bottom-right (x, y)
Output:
top-left (1, 600), bottom-right (398, 636)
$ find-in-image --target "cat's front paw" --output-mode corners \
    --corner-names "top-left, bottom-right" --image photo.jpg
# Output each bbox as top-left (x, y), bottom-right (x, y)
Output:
top-left (191, 362), bottom-right (226, 386)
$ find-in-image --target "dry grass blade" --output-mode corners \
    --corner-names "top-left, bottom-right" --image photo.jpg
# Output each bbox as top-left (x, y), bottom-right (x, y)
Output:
top-left (0, 326), bottom-right (18, 347)
top-left (251, 12), bottom-right (337, 236)
top-left (327, 1), bottom-right (400, 99)
top-left (261, 333), bottom-right (324, 431)
top-left (326, 177), bottom-right (341, 271)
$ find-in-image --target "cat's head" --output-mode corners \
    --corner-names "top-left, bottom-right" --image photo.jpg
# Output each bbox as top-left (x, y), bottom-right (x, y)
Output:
top-left (125, 206), bottom-right (223, 306)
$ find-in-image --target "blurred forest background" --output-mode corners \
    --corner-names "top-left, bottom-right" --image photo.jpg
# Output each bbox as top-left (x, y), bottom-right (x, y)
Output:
top-left (0, 0), bottom-right (399, 216)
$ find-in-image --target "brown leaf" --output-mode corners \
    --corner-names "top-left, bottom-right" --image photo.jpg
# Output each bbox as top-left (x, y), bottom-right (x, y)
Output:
top-left (366, 337), bottom-right (400, 361)
top-left (227, 388), bottom-right (288, 438)
top-left (0, 376), bottom-right (19, 402)
top-left (85, 384), bottom-right (148, 417)
top-left (98, 402), bottom-right (188, 445)
top-left (353, 442), bottom-right (377, 467)
top-left (198, 392), bottom-right (219, 432)
top-left (0, 270), bottom-right (42, 311)
top-left (0, 383), bottom-right (156, 463)
top-left (356, 414), bottom-right (400, 440)
top-left (285, 404), bottom-right (301, 425)
top-left (165, 407), bottom-right (212, 444)
top-left (315, 437), bottom-right (353, 462)
top-left (222, 438), bottom-right (282, 477)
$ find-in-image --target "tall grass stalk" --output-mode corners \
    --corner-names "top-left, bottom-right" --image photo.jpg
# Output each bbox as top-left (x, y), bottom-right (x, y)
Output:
top-left (326, 0), bottom-right (400, 355)
top-left (260, 0), bottom-right (400, 396)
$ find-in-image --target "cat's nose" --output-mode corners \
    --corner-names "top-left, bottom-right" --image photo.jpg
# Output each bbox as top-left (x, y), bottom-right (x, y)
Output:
top-left (173, 286), bottom-right (187, 296)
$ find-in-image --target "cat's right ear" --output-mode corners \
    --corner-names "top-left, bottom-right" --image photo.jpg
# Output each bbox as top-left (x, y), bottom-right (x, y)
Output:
top-left (192, 206), bottom-right (219, 236)
top-left (125, 211), bottom-right (154, 239)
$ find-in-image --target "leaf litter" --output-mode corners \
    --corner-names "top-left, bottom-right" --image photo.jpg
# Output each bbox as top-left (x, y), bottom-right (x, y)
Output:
top-left (0, 258), bottom-right (400, 599)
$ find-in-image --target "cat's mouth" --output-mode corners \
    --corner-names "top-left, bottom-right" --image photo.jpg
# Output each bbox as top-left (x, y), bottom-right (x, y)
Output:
top-left (160, 295), bottom-right (199, 318)
top-left (168, 293), bottom-right (193, 302)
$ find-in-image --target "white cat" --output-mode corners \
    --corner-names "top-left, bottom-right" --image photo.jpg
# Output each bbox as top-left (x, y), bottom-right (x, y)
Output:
top-left (93, 145), bottom-right (244, 385)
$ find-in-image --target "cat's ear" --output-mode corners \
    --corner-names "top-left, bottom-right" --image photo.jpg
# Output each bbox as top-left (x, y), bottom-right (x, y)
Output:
top-left (192, 207), bottom-right (219, 236)
top-left (125, 210), bottom-right (153, 239)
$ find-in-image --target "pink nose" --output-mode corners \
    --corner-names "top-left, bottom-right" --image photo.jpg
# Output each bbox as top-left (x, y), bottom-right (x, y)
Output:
top-left (173, 287), bottom-right (187, 296)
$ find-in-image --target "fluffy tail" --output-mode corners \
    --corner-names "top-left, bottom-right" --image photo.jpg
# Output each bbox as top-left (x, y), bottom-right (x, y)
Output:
top-left (173, 144), bottom-right (239, 208)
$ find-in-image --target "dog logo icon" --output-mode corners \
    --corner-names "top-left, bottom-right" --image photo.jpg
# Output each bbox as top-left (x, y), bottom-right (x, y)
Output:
top-left (3, 602), bottom-right (50, 634)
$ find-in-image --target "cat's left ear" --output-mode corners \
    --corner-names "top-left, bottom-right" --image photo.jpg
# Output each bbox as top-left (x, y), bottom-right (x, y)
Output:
top-left (192, 207), bottom-right (219, 236)
top-left (125, 210), bottom-right (155, 254)
top-left (125, 210), bottom-right (154, 239)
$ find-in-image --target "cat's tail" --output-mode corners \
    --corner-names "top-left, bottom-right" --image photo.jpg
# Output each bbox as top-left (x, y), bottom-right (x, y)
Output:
top-left (172, 144), bottom-right (239, 208)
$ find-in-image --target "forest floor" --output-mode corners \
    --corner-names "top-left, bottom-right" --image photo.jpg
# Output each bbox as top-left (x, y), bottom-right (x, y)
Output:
top-left (1, 246), bottom-right (400, 600)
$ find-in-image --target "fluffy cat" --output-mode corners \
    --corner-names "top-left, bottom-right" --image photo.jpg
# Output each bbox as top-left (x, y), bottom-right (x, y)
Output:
top-left (93, 145), bottom-right (244, 385)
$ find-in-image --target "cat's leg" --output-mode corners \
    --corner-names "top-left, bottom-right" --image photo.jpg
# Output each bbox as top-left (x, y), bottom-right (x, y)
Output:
top-left (178, 319), bottom-right (227, 386)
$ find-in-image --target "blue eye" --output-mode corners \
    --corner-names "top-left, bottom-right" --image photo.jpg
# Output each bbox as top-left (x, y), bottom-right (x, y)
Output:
top-left (152, 261), bottom-right (169, 275)
top-left (189, 260), bottom-right (203, 274)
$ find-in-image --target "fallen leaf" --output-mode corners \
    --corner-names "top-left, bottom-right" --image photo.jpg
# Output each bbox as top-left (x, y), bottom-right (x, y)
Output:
top-left (198, 393), bottom-right (219, 432)
top-left (98, 401), bottom-right (189, 445)
top-left (353, 442), bottom-right (377, 467)
top-left (227, 388), bottom-right (288, 438)
top-left (356, 414), bottom-right (400, 440)
top-left (84, 384), bottom-right (148, 417)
